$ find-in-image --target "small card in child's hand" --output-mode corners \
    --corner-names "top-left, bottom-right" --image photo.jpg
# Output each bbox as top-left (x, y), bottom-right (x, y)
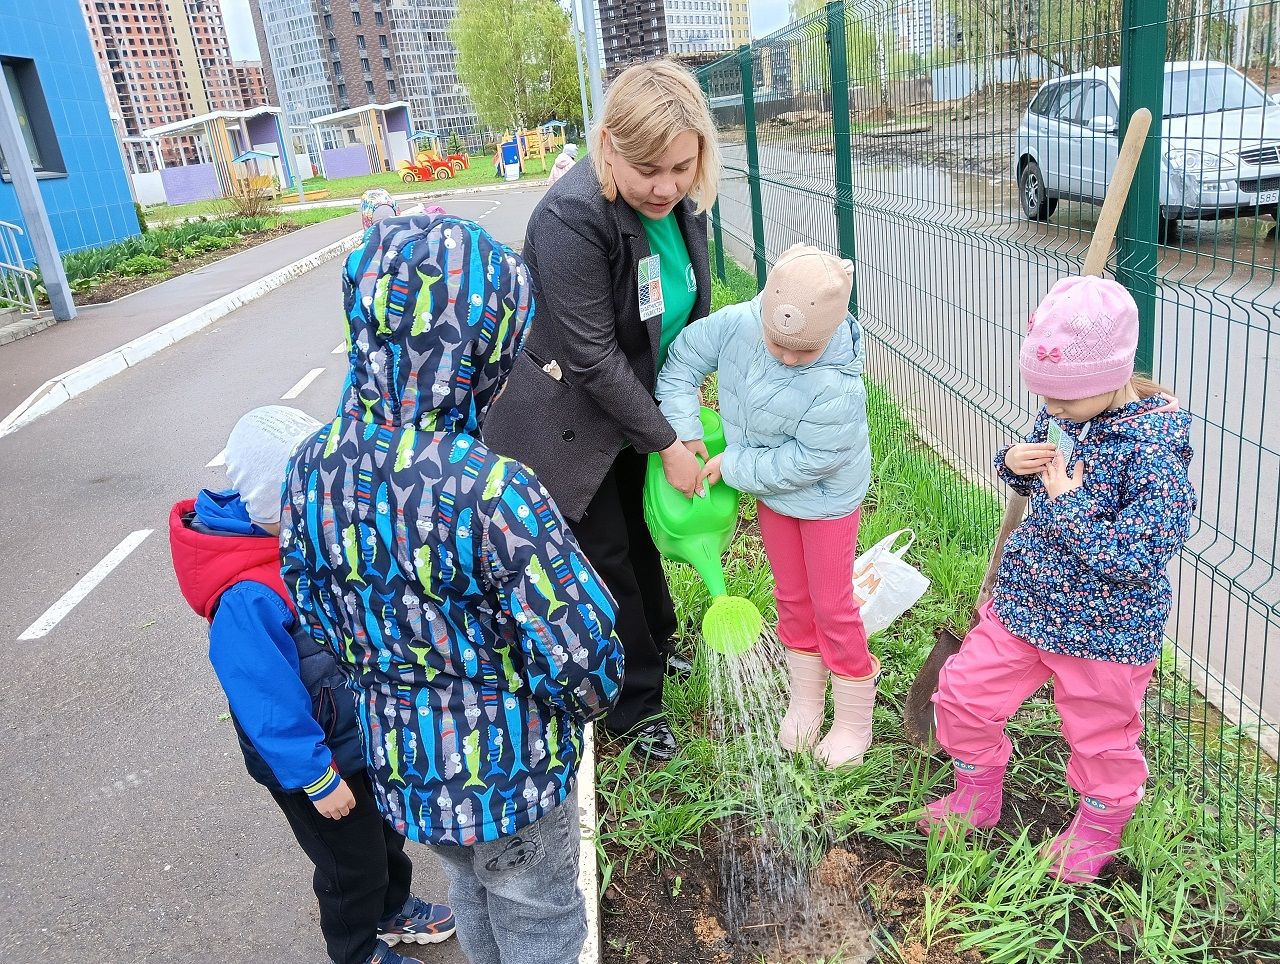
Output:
top-left (1048, 418), bottom-right (1076, 463)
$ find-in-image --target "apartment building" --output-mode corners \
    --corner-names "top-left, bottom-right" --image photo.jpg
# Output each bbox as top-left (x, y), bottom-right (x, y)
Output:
top-left (230, 59), bottom-right (269, 106)
top-left (252, 0), bottom-right (477, 149)
top-left (599, 0), bottom-right (739, 79)
top-left (80, 0), bottom-right (246, 168)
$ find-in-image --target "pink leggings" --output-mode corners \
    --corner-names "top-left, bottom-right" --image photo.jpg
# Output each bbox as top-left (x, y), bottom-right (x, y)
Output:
top-left (758, 503), bottom-right (873, 679)
top-left (934, 602), bottom-right (1156, 807)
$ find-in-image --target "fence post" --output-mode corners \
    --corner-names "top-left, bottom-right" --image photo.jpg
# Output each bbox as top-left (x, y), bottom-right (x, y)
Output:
top-left (826, 0), bottom-right (858, 314)
top-left (699, 70), bottom-right (727, 283)
top-left (739, 44), bottom-right (768, 289)
top-left (1117, 0), bottom-right (1167, 376)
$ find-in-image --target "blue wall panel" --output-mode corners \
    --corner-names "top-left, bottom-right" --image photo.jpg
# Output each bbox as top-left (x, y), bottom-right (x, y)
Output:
top-left (0, 0), bottom-right (139, 264)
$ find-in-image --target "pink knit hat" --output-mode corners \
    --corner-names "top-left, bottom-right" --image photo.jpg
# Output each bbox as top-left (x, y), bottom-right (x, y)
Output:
top-left (1020, 276), bottom-right (1139, 400)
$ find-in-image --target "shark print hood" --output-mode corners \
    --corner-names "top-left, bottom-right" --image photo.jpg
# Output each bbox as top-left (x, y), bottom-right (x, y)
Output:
top-left (338, 213), bottom-right (534, 433)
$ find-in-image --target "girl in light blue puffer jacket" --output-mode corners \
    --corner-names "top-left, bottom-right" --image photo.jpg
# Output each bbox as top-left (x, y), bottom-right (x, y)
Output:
top-left (656, 244), bottom-right (876, 768)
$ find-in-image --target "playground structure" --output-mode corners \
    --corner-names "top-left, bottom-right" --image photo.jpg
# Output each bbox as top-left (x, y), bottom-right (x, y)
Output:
top-left (142, 106), bottom-right (300, 206)
top-left (398, 130), bottom-right (470, 183)
top-left (492, 122), bottom-right (570, 178)
top-left (309, 103), bottom-right (414, 180)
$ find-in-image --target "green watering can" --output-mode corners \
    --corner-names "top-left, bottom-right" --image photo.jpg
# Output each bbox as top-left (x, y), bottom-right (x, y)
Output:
top-left (644, 407), bottom-right (764, 656)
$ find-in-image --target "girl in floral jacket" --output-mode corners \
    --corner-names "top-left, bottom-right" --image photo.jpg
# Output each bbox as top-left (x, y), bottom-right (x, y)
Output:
top-left (919, 276), bottom-right (1197, 885)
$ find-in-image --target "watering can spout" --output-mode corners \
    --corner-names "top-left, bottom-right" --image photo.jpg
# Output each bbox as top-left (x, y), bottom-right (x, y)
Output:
top-left (689, 541), bottom-right (729, 599)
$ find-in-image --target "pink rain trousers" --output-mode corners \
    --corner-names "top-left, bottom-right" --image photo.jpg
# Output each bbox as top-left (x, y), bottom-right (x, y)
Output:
top-left (757, 503), bottom-right (874, 679)
top-left (933, 602), bottom-right (1156, 807)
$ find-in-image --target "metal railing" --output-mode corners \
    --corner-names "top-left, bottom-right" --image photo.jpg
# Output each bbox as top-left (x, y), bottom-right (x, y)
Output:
top-left (696, 0), bottom-right (1278, 892)
top-left (0, 219), bottom-right (38, 317)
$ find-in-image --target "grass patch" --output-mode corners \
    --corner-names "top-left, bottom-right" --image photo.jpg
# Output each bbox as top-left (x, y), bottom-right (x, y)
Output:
top-left (598, 250), bottom-right (1280, 962)
top-left (143, 160), bottom-right (543, 224)
top-left (275, 206), bottom-right (356, 228)
top-left (297, 160), bottom-right (544, 201)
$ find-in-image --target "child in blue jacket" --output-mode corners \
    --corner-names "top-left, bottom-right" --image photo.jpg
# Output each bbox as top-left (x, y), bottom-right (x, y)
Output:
top-left (281, 215), bottom-right (624, 964)
top-left (170, 406), bottom-right (455, 964)
top-left (657, 244), bottom-right (875, 768)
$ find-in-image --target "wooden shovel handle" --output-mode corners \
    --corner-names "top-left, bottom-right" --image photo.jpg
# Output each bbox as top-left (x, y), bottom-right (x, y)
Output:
top-left (976, 493), bottom-right (1027, 612)
top-left (1081, 108), bottom-right (1153, 278)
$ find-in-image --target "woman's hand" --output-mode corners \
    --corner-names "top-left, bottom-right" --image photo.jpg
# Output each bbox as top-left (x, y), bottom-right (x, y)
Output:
top-left (660, 440), bottom-right (703, 497)
top-left (1004, 443), bottom-right (1057, 477)
top-left (699, 454), bottom-right (723, 490)
top-left (683, 439), bottom-right (710, 461)
top-left (1042, 454), bottom-right (1085, 500)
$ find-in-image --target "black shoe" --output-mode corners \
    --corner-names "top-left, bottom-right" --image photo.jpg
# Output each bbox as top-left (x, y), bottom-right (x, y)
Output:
top-left (628, 720), bottom-right (679, 762)
top-left (665, 652), bottom-right (694, 679)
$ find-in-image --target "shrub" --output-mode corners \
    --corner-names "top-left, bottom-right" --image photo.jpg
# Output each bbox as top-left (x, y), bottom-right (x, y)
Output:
top-left (118, 254), bottom-right (169, 276)
top-left (135, 202), bottom-right (149, 234)
top-left (221, 190), bottom-right (280, 220)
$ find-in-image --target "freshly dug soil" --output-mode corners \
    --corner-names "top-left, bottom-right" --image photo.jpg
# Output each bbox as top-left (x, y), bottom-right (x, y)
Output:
top-left (70, 224), bottom-right (303, 307)
top-left (597, 764), bottom-right (1277, 964)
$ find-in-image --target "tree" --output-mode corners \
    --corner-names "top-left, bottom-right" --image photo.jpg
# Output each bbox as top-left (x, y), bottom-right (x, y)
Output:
top-left (451, 0), bottom-right (581, 133)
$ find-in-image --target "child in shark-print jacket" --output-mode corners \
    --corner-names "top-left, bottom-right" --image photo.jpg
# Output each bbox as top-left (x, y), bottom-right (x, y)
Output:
top-left (282, 214), bottom-right (624, 964)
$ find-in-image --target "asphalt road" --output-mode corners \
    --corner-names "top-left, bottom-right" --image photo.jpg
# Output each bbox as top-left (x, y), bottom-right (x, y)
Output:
top-left (715, 141), bottom-right (1280, 753)
top-left (0, 188), bottom-right (544, 963)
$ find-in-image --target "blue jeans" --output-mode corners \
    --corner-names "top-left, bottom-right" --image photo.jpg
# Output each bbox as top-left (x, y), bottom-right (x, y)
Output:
top-left (430, 784), bottom-right (585, 964)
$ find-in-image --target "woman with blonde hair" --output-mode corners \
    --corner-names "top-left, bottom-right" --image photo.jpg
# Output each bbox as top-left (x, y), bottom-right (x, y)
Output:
top-left (485, 59), bottom-right (722, 762)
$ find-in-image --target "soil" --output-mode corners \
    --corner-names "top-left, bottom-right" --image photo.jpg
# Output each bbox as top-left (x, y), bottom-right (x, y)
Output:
top-left (67, 224), bottom-right (303, 307)
top-left (760, 80), bottom-right (1039, 181)
top-left (597, 737), bottom-right (1277, 964)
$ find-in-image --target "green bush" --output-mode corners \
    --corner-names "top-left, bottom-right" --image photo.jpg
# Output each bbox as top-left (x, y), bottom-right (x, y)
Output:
top-left (118, 254), bottom-right (169, 276)
top-left (135, 202), bottom-right (149, 235)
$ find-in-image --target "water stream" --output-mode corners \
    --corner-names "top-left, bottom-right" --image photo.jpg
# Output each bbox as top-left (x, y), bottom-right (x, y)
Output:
top-left (704, 631), bottom-right (877, 962)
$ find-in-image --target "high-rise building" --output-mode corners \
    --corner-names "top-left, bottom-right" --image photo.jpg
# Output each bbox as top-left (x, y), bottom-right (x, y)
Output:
top-left (252, 0), bottom-right (477, 151)
top-left (230, 60), bottom-right (269, 106)
top-left (897, 0), bottom-right (934, 57)
top-left (598, 0), bottom-right (738, 79)
top-left (80, 0), bottom-right (252, 169)
top-left (727, 0), bottom-right (751, 48)
top-left (385, 0), bottom-right (478, 140)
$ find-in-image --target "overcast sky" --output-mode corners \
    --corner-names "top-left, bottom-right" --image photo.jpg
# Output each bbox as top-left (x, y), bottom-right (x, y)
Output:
top-left (220, 0), bottom-right (795, 61)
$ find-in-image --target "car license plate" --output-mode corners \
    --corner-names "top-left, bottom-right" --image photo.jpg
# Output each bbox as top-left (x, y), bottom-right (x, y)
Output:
top-left (1258, 189), bottom-right (1279, 205)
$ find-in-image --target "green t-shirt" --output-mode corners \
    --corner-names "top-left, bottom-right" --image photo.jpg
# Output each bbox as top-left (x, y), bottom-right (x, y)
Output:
top-left (639, 212), bottom-right (697, 370)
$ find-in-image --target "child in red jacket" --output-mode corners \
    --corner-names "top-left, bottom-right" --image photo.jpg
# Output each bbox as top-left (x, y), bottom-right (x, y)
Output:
top-left (169, 405), bottom-right (455, 964)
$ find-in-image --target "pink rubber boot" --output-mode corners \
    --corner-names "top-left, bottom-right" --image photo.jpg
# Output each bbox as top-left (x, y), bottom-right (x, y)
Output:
top-left (917, 761), bottom-right (1006, 835)
top-left (778, 648), bottom-right (829, 752)
top-left (1045, 797), bottom-right (1136, 883)
top-left (815, 656), bottom-right (880, 768)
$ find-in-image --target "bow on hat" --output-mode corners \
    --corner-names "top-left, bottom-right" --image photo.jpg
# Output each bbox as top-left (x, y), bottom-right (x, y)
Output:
top-left (1036, 344), bottom-right (1063, 363)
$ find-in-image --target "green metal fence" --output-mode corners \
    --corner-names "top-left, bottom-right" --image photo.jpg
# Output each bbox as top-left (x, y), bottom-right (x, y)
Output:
top-left (696, 0), bottom-right (1278, 889)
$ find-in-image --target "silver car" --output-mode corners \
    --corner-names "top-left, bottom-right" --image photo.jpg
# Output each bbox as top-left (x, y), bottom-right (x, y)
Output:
top-left (1014, 61), bottom-right (1280, 234)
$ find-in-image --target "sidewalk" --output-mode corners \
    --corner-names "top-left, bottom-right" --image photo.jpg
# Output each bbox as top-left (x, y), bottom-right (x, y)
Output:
top-left (0, 212), bottom-right (362, 417)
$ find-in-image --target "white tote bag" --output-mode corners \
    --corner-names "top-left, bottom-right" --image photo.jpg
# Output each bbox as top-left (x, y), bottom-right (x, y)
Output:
top-left (852, 529), bottom-right (931, 636)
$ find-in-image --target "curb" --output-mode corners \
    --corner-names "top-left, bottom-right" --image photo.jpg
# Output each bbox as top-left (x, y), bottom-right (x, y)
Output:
top-left (0, 228), bottom-right (364, 440)
top-left (578, 723), bottom-right (602, 964)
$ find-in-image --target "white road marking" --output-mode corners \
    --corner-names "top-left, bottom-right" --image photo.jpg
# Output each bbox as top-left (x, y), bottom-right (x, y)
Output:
top-left (331, 342), bottom-right (346, 355)
top-left (206, 448), bottom-right (226, 467)
top-left (282, 368), bottom-right (326, 400)
top-left (18, 530), bottom-right (154, 640)
top-left (476, 200), bottom-right (502, 222)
